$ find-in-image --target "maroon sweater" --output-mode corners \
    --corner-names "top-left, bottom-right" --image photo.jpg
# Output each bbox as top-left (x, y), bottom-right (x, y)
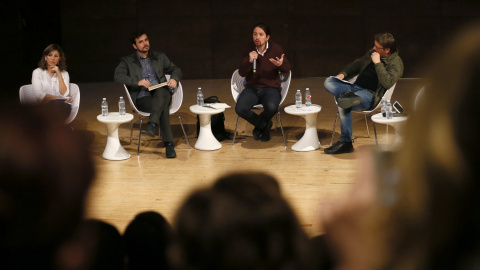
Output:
top-left (238, 41), bottom-right (291, 89)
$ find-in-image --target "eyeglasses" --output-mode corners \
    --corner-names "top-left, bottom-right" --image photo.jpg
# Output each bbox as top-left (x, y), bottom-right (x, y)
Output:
top-left (374, 44), bottom-right (385, 50)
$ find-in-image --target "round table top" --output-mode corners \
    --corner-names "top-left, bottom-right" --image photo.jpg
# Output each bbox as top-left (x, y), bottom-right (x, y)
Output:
top-left (371, 112), bottom-right (407, 124)
top-left (284, 104), bottom-right (322, 115)
top-left (190, 104), bottom-right (225, 114)
top-left (97, 112), bottom-right (133, 123)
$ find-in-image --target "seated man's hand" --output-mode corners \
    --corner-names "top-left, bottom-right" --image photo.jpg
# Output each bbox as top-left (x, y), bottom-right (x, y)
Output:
top-left (269, 54), bottom-right (284, 67)
top-left (371, 52), bottom-right (381, 64)
top-left (138, 78), bottom-right (151, 88)
top-left (167, 79), bottom-right (177, 89)
top-left (336, 74), bottom-right (345, 80)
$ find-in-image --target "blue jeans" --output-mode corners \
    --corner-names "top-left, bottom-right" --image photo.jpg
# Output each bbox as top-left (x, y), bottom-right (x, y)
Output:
top-left (324, 77), bottom-right (375, 142)
top-left (235, 87), bottom-right (281, 129)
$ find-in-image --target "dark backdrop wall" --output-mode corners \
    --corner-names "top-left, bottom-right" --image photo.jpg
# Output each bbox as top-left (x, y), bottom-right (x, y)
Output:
top-left (4, 0), bottom-right (480, 99)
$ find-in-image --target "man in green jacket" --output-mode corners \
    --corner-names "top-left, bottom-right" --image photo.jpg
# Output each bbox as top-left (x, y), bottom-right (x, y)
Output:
top-left (115, 31), bottom-right (182, 158)
top-left (324, 33), bottom-right (403, 154)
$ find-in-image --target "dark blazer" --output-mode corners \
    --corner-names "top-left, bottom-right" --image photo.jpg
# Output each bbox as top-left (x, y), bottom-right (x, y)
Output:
top-left (114, 51), bottom-right (182, 104)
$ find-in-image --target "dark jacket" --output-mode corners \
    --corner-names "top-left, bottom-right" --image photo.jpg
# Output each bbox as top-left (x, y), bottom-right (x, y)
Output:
top-left (340, 49), bottom-right (403, 109)
top-left (114, 51), bottom-right (182, 104)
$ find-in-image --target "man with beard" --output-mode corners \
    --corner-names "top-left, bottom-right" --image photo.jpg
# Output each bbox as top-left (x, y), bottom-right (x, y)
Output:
top-left (115, 31), bottom-right (182, 158)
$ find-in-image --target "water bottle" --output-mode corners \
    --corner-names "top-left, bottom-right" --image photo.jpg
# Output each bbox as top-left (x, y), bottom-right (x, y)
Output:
top-left (295, 89), bottom-right (302, 109)
top-left (305, 88), bottom-right (312, 107)
top-left (197, 87), bottom-right (204, 106)
top-left (101, 98), bottom-right (108, 117)
top-left (381, 97), bottom-right (387, 117)
top-left (118, 96), bottom-right (126, 115)
top-left (386, 100), bottom-right (393, 119)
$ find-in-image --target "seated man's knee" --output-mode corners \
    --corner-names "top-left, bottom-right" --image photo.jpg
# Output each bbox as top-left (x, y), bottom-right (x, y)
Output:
top-left (324, 77), bottom-right (336, 94)
top-left (235, 104), bottom-right (250, 117)
top-left (263, 103), bottom-right (279, 117)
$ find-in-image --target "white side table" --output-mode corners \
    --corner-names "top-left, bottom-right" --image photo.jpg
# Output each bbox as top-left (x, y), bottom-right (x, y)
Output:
top-left (97, 112), bottom-right (134, 160)
top-left (284, 104), bottom-right (322, 151)
top-left (189, 105), bottom-right (225, 150)
top-left (371, 113), bottom-right (408, 145)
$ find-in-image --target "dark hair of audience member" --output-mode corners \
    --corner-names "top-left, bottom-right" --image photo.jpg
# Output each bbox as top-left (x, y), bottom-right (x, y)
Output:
top-left (81, 219), bottom-right (126, 270)
top-left (123, 211), bottom-right (174, 270)
top-left (384, 22), bottom-right (480, 269)
top-left (0, 102), bottom-right (95, 269)
top-left (169, 172), bottom-right (313, 270)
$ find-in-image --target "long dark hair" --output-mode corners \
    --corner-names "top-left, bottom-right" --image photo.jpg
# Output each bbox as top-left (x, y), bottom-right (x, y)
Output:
top-left (38, 44), bottom-right (67, 71)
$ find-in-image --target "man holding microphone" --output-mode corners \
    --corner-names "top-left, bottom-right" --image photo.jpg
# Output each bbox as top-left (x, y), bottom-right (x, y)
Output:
top-left (235, 23), bottom-right (290, 142)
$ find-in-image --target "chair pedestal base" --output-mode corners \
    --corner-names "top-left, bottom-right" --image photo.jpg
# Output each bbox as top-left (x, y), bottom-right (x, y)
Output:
top-left (103, 127), bottom-right (131, 160)
top-left (97, 113), bottom-right (133, 161)
top-left (190, 105), bottom-right (224, 151)
top-left (291, 114), bottom-right (321, 152)
top-left (284, 105), bottom-right (321, 152)
top-left (196, 117), bottom-right (222, 150)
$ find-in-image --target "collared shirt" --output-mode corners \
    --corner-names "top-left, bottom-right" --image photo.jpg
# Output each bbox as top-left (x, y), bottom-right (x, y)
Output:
top-left (256, 41), bottom-right (269, 56)
top-left (137, 52), bottom-right (160, 99)
top-left (31, 68), bottom-right (70, 102)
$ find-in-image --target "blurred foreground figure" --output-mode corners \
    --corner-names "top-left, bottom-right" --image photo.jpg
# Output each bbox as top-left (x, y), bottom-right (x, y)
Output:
top-left (323, 23), bottom-right (480, 269)
top-left (124, 211), bottom-right (174, 270)
top-left (0, 103), bottom-right (95, 269)
top-left (170, 173), bottom-right (314, 270)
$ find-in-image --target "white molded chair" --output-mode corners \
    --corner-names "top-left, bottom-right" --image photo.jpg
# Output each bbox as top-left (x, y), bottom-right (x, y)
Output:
top-left (19, 85), bottom-right (37, 105)
top-left (329, 78), bottom-right (397, 146)
top-left (414, 87), bottom-right (425, 110)
top-left (124, 75), bottom-right (190, 154)
top-left (19, 83), bottom-right (80, 124)
top-left (66, 83), bottom-right (80, 124)
top-left (231, 69), bottom-right (291, 146)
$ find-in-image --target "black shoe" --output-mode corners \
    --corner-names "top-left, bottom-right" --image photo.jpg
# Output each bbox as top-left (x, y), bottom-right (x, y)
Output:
top-left (260, 120), bottom-right (273, 142)
top-left (324, 140), bottom-right (354, 154)
top-left (165, 143), bottom-right (176, 158)
top-left (145, 122), bottom-right (158, 137)
top-left (253, 127), bottom-right (261, 140)
top-left (336, 92), bottom-right (361, 109)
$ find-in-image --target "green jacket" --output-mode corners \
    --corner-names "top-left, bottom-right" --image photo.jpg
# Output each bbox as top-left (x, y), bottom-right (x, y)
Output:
top-left (114, 51), bottom-right (182, 104)
top-left (340, 49), bottom-right (403, 109)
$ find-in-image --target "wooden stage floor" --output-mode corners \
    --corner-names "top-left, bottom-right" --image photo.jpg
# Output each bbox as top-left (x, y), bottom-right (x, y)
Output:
top-left (76, 77), bottom-right (421, 236)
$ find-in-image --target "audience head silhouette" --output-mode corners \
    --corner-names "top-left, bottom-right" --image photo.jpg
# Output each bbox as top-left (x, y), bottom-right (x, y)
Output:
top-left (170, 172), bottom-right (312, 270)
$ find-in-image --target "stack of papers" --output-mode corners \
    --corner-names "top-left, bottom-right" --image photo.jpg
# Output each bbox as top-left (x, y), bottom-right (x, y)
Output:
top-left (205, 103), bottom-right (231, 109)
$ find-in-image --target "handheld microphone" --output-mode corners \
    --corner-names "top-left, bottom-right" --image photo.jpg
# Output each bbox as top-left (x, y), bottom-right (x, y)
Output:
top-left (253, 59), bottom-right (257, 73)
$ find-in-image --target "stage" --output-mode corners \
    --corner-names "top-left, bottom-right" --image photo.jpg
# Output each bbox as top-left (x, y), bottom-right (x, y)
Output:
top-left (76, 77), bottom-right (420, 236)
